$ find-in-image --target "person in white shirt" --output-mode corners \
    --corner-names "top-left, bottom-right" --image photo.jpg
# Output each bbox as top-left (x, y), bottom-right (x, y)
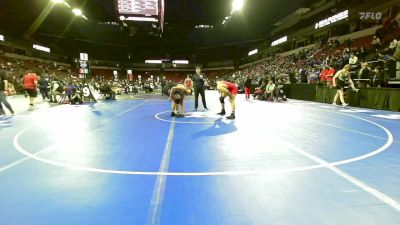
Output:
top-left (264, 80), bottom-right (275, 101)
top-left (349, 54), bottom-right (358, 65)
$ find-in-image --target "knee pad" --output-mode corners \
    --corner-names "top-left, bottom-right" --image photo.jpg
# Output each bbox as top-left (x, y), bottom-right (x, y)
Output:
top-left (219, 96), bottom-right (225, 103)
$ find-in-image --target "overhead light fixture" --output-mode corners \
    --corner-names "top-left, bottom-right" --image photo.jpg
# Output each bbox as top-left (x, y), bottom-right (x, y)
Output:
top-left (145, 60), bottom-right (162, 64)
top-left (81, 15), bottom-right (88, 20)
top-left (232, 0), bottom-right (244, 13)
top-left (119, 16), bottom-right (126, 21)
top-left (51, 0), bottom-right (65, 3)
top-left (271, 36), bottom-right (288, 46)
top-left (0, 35), bottom-right (4, 41)
top-left (125, 16), bottom-right (158, 22)
top-left (33, 44), bottom-right (51, 53)
top-left (72, 8), bottom-right (82, 16)
top-left (248, 49), bottom-right (258, 56)
top-left (172, 60), bottom-right (189, 64)
top-left (222, 20), bottom-right (226, 25)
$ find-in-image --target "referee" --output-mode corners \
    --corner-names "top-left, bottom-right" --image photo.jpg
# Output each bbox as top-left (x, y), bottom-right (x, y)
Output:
top-left (192, 66), bottom-right (208, 111)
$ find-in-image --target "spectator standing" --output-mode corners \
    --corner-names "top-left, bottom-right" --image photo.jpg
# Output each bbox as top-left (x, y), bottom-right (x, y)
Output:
top-left (320, 66), bottom-right (329, 86)
top-left (0, 70), bottom-right (15, 116)
top-left (325, 65), bottom-right (336, 88)
top-left (244, 73), bottom-right (252, 100)
top-left (371, 66), bottom-right (384, 87)
top-left (357, 63), bottom-right (370, 88)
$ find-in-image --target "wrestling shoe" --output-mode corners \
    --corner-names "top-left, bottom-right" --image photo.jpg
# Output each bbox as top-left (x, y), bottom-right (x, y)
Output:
top-left (217, 110), bottom-right (226, 116)
top-left (226, 114), bottom-right (235, 120)
top-left (170, 112), bottom-right (176, 117)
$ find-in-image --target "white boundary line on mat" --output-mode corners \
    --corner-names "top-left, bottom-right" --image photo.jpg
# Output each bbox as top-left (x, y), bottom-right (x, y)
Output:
top-left (13, 111), bottom-right (393, 176)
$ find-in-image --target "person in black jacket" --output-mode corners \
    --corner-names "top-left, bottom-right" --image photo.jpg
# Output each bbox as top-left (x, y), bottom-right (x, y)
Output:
top-left (192, 66), bottom-right (207, 110)
top-left (38, 75), bottom-right (50, 100)
top-left (357, 62), bottom-right (370, 88)
top-left (160, 76), bottom-right (166, 96)
top-left (244, 73), bottom-right (252, 99)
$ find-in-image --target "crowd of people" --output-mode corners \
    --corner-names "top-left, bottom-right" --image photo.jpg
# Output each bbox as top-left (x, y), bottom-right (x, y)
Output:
top-left (218, 22), bottom-right (400, 105)
top-left (1, 15), bottom-right (399, 117)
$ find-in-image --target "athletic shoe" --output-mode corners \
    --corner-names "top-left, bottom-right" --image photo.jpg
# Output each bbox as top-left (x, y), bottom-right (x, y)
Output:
top-left (226, 114), bottom-right (235, 120)
top-left (342, 103), bottom-right (348, 107)
top-left (204, 107), bottom-right (208, 110)
top-left (217, 111), bottom-right (226, 116)
top-left (176, 114), bottom-right (185, 118)
top-left (171, 112), bottom-right (176, 117)
top-left (332, 103), bottom-right (337, 106)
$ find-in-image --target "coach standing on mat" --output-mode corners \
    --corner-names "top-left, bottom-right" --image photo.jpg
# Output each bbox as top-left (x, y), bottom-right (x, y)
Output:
top-left (22, 71), bottom-right (38, 108)
top-left (192, 66), bottom-right (208, 111)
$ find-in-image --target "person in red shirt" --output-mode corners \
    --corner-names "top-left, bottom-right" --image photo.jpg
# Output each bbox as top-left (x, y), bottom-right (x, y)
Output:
top-left (325, 65), bottom-right (336, 88)
top-left (319, 66), bottom-right (329, 86)
top-left (22, 72), bottom-right (38, 108)
top-left (184, 75), bottom-right (193, 89)
top-left (184, 75), bottom-right (193, 96)
top-left (216, 81), bottom-right (238, 120)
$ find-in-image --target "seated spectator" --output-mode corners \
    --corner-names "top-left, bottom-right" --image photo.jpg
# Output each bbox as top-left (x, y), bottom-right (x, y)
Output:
top-left (372, 36), bottom-right (381, 50)
top-left (69, 85), bottom-right (83, 104)
top-left (50, 80), bottom-right (64, 103)
top-left (100, 82), bottom-right (116, 100)
top-left (264, 80), bottom-right (275, 101)
top-left (308, 68), bottom-right (319, 84)
top-left (274, 78), bottom-right (287, 102)
top-left (253, 80), bottom-right (266, 100)
top-left (349, 53), bottom-right (358, 65)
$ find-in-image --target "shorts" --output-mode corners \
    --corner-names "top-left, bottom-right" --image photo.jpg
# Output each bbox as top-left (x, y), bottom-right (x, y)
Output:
top-left (230, 86), bottom-right (238, 95)
top-left (172, 94), bottom-right (183, 104)
top-left (335, 80), bottom-right (345, 89)
top-left (25, 89), bottom-right (37, 97)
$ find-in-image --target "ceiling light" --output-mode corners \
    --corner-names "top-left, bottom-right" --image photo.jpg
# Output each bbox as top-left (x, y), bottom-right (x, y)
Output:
top-left (232, 0), bottom-right (244, 12)
top-left (72, 9), bottom-right (82, 16)
top-left (52, 0), bottom-right (65, 3)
